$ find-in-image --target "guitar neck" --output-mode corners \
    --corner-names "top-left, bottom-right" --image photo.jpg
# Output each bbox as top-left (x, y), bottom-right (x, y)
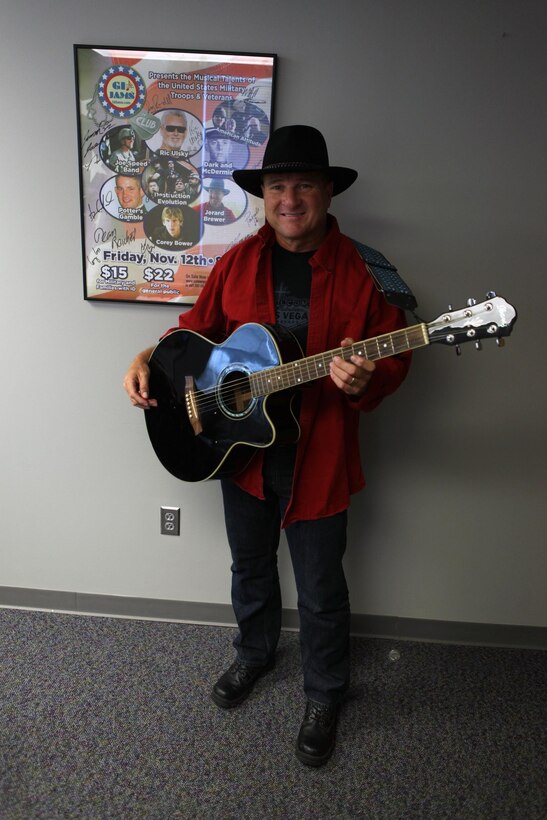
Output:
top-left (251, 322), bottom-right (429, 397)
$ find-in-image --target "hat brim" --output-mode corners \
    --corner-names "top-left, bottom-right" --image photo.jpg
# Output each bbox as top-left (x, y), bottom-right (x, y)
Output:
top-left (232, 164), bottom-right (358, 198)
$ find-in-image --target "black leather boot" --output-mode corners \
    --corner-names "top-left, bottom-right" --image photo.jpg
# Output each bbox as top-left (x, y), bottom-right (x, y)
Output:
top-left (211, 658), bottom-right (275, 708)
top-left (296, 699), bottom-right (338, 766)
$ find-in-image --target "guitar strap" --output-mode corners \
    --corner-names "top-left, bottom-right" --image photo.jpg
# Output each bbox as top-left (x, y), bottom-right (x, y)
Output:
top-left (351, 238), bottom-right (418, 311)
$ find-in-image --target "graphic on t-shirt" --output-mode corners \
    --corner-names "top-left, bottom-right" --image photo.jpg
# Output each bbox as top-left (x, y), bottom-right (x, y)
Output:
top-left (274, 281), bottom-right (310, 339)
top-left (272, 245), bottom-right (313, 351)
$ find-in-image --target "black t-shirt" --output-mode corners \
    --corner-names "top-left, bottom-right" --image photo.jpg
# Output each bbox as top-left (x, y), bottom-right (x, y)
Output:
top-left (271, 243), bottom-right (313, 353)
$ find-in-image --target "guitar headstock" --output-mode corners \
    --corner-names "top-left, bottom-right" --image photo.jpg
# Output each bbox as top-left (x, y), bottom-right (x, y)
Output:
top-left (427, 293), bottom-right (517, 351)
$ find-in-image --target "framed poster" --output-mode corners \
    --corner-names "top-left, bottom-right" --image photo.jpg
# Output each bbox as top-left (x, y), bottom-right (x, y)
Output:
top-left (74, 45), bottom-right (276, 304)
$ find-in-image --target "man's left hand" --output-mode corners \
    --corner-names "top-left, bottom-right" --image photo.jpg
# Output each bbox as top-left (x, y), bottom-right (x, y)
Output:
top-left (329, 337), bottom-right (375, 397)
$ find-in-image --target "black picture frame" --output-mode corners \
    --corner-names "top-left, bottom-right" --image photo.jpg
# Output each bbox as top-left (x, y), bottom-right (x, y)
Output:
top-left (75, 44), bottom-right (276, 304)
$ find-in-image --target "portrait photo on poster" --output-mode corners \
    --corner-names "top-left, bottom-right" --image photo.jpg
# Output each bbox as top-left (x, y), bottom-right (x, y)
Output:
top-left (75, 44), bottom-right (277, 304)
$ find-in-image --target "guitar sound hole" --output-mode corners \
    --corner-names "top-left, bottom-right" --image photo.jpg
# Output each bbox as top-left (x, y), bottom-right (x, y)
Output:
top-left (218, 370), bottom-right (254, 418)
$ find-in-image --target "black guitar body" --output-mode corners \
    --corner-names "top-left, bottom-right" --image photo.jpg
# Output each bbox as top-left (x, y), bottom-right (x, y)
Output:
top-left (145, 323), bottom-right (303, 482)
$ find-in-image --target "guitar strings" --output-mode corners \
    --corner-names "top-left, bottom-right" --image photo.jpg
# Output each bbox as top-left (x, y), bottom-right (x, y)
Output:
top-left (185, 328), bottom-right (466, 412)
top-left (188, 344), bottom-right (369, 414)
top-left (183, 330), bottom-right (436, 416)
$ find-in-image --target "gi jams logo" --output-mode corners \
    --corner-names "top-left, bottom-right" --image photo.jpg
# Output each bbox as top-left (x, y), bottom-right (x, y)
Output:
top-left (98, 65), bottom-right (146, 117)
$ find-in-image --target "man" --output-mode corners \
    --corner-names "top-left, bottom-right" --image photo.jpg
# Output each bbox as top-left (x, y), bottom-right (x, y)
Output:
top-left (108, 128), bottom-right (136, 171)
top-left (231, 98), bottom-right (249, 134)
top-left (123, 125), bottom-right (410, 766)
top-left (205, 131), bottom-right (232, 164)
top-left (212, 106), bottom-right (227, 129)
top-left (173, 172), bottom-right (201, 201)
top-left (158, 110), bottom-right (188, 154)
top-left (150, 205), bottom-right (200, 247)
top-left (151, 207), bottom-right (184, 243)
top-left (186, 172), bottom-right (201, 198)
top-left (114, 174), bottom-right (145, 217)
top-left (242, 116), bottom-right (267, 144)
top-left (165, 159), bottom-right (180, 192)
top-left (146, 174), bottom-right (162, 198)
top-left (194, 179), bottom-right (236, 225)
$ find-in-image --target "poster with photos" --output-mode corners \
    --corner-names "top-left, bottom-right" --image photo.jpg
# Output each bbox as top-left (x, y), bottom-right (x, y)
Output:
top-left (75, 45), bottom-right (276, 304)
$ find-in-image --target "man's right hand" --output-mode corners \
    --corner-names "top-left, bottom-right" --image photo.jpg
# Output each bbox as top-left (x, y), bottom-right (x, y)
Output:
top-left (123, 347), bottom-right (158, 409)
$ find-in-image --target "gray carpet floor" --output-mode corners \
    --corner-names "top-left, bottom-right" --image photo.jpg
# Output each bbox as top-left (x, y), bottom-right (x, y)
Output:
top-left (0, 609), bottom-right (545, 819)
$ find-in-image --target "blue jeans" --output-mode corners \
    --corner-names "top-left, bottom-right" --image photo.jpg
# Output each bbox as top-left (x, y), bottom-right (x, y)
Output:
top-left (220, 446), bottom-right (350, 705)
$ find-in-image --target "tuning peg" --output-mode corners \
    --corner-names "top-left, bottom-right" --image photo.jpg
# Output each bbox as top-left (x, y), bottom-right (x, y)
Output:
top-left (456, 345), bottom-right (462, 356)
top-left (486, 291), bottom-right (497, 299)
top-left (467, 297), bottom-right (477, 307)
top-left (496, 338), bottom-right (505, 348)
top-left (475, 340), bottom-right (482, 351)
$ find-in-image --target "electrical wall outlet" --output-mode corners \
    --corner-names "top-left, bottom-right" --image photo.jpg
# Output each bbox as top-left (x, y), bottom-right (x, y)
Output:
top-left (160, 506), bottom-right (180, 536)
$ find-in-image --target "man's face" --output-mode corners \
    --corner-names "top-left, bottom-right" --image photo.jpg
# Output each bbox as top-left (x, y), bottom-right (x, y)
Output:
top-left (115, 176), bottom-right (143, 209)
top-left (163, 215), bottom-right (183, 238)
top-left (262, 172), bottom-right (333, 253)
top-left (208, 138), bottom-right (230, 162)
top-left (148, 178), bottom-right (160, 195)
top-left (160, 114), bottom-right (187, 150)
top-left (121, 134), bottom-right (135, 150)
top-left (209, 188), bottom-right (225, 207)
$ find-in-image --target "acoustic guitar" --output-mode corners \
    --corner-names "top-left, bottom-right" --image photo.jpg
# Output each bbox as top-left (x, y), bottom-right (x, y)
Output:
top-left (144, 293), bottom-right (516, 482)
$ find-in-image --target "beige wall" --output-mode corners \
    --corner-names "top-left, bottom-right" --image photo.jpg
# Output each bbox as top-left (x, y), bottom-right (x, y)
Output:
top-left (1, 0), bottom-right (545, 626)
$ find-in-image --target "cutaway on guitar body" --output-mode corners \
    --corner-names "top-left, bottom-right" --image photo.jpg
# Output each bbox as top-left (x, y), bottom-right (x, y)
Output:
top-left (146, 323), bottom-right (303, 482)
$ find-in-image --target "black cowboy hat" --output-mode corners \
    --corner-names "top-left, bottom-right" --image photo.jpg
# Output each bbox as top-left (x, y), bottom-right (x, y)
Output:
top-left (232, 125), bottom-right (358, 198)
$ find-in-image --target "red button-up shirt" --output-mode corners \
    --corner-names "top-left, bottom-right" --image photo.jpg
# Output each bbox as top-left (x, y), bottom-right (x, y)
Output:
top-left (167, 216), bottom-right (411, 525)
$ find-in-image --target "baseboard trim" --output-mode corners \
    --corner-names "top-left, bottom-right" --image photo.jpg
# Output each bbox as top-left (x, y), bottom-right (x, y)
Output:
top-left (0, 586), bottom-right (545, 650)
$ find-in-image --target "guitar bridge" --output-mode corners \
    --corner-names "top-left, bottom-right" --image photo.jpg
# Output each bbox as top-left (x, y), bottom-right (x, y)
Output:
top-left (184, 376), bottom-right (202, 436)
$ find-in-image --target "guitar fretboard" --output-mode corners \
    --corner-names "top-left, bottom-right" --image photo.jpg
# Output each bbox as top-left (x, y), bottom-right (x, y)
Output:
top-left (250, 323), bottom-right (428, 398)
